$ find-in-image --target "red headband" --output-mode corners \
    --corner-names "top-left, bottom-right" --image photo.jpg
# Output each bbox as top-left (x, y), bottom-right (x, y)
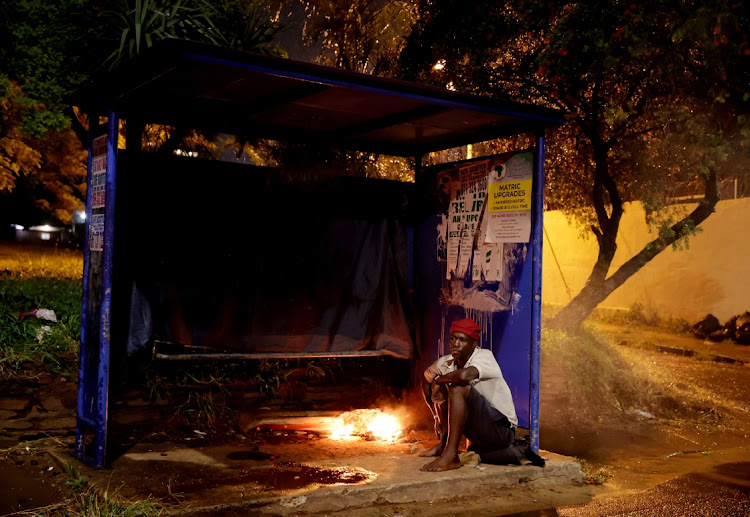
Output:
top-left (450, 318), bottom-right (482, 341)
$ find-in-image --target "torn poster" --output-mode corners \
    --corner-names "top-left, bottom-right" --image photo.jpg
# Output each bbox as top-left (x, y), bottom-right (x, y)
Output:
top-left (445, 164), bottom-right (486, 280)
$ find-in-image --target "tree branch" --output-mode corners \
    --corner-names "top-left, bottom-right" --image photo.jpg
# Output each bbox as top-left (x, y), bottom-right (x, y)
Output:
top-left (619, 124), bottom-right (664, 142)
top-left (158, 127), bottom-right (190, 154)
top-left (603, 168), bottom-right (719, 293)
top-left (64, 106), bottom-right (89, 147)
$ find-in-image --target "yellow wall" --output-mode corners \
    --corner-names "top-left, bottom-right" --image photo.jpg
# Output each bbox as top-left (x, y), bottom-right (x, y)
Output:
top-left (542, 198), bottom-right (750, 323)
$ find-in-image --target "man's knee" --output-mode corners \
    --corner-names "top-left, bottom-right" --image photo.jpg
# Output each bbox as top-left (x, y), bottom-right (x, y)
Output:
top-left (447, 384), bottom-right (471, 401)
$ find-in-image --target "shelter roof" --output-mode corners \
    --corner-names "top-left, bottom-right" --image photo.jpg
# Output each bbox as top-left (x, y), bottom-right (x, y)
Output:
top-left (76, 40), bottom-right (566, 157)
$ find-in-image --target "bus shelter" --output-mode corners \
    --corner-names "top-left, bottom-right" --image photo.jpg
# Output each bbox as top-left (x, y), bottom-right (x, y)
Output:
top-left (74, 39), bottom-right (565, 468)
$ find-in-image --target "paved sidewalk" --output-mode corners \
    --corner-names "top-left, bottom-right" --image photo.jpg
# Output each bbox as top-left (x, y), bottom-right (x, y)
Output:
top-left (49, 440), bottom-right (584, 516)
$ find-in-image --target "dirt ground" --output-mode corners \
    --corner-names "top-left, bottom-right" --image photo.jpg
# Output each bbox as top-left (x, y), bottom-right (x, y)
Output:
top-left (2, 324), bottom-right (750, 516)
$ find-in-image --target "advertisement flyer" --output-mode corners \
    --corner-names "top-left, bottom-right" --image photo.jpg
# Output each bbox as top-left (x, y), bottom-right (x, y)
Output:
top-left (485, 153), bottom-right (533, 243)
top-left (91, 135), bottom-right (107, 209)
top-left (444, 151), bottom-right (534, 279)
top-left (89, 214), bottom-right (105, 252)
top-left (487, 153), bottom-right (532, 213)
top-left (484, 210), bottom-right (532, 243)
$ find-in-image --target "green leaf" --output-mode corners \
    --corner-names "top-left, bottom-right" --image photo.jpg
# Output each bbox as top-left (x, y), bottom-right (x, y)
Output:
top-left (603, 55), bottom-right (619, 68)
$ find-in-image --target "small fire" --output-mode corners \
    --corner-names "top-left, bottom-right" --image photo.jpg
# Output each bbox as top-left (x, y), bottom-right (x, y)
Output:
top-left (328, 409), bottom-right (402, 442)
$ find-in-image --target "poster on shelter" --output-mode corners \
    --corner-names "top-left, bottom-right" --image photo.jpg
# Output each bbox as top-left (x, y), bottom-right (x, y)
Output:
top-left (485, 153), bottom-right (533, 243)
top-left (443, 151), bottom-right (534, 280)
top-left (89, 214), bottom-right (105, 252)
top-left (484, 211), bottom-right (531, 243)
top-left (91, 135), bottom-right (107, 209)
top-left (472, 243), bottom-right (504, 282)
top-left (445, 161), bottom-right (487, 279)
top-left (487, 153), bottom-right (532, 212)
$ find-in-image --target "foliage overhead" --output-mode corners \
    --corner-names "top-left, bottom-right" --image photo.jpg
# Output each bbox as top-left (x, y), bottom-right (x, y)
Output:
top-left (0, 80), bottom-right (42, 192)
top-left (0, 0), bottom-right (288, 224)
top-left (102, 0), bottom-right (289, 69)
top-left (264, 0), bottom-right (418, 183)
top-left (404, 0), bottom-right (748, 200)
top-left (0, 0), bottom-right (94, 138)
top-left (301, 0), bottom-right (417, 76)
top-left (402, 0), bottom-right (748, 328)
top-left (102, 0), bottom-right (225, 70)
top-left (211, 0), bottom-right (288, 56)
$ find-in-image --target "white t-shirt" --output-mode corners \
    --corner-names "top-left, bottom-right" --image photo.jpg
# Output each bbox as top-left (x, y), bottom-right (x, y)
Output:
top-left (424, 347), bottom-right (518, 427)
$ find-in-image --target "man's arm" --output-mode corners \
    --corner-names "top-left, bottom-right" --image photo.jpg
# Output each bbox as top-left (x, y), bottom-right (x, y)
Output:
top-left (433, 366), bottom-right (479, 386)
top-left (422, 375), bottom-right (443, 438)
top-left (421, 375), bottom-right (435, 408)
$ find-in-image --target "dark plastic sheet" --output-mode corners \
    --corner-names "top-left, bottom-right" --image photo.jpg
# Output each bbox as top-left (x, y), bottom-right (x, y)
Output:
top-left (116, 153), bottom-right (415, 359)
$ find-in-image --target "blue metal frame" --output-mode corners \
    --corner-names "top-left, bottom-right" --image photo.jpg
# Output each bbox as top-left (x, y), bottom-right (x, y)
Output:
top-left (415, 150), bottom-right (540, 438)
top-left (75, 111), bottom-right (119, 468)
top-left (75, 120), bottom-right (95, 462)
top-left (72, 42), bottom-right (562, 466)
top-left (529, 132), bottom-right (546, 454)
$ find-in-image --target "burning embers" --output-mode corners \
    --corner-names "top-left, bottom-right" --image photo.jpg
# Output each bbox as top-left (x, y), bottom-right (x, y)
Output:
top-left (328, 409), bottom-right (402, 442)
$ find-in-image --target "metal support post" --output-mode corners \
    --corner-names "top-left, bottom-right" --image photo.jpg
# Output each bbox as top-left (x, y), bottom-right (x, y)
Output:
top-left (529, 132), bottom-right (546, 454)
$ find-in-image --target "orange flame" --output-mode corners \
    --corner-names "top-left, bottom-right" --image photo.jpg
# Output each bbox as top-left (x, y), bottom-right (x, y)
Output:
top-left (329, 409), bottom-right (402, 442)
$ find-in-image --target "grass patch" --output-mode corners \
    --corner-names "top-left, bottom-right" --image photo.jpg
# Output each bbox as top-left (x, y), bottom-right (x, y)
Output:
top-left (0, 242), bottom-right (82, 279)
top-left (71, 493), bottom-right (161, 517)
top-left (40, 490), bottom-right (162, 517)
top-left (583, 302), bottom-right (692, 335)
top-left (0, 277), bottom-right (81, 375)
top-left (0, 244), bottom-right (82, 375)
top-left (578, 459), bottom-right (614, 485)
top-left (541, 327), bottom-right (706, 423)
top-left (146, 366), bottom-right (233, 428)
top-left (64, 464), bottom-right (88, 492)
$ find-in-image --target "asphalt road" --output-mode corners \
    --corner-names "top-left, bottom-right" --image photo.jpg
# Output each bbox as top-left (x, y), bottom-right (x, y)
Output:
top-left (508, 461), bottom-right (750, 517)
top-left (510, 326), bottom-right (750, 517)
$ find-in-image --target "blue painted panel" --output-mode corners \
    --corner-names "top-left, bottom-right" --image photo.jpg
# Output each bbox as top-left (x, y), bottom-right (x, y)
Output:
top-left (416, 151), bottom-right (535, 429)
top-left (437, 250), bottom-right (532, 427)
top-left (495, 252), bottom-right (532, 427)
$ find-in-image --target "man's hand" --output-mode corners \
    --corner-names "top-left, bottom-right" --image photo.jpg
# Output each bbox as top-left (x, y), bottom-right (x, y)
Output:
top-left (433, 412), bottom-right (442, 439)
top-left (430, 382), bottom-right (446, 439)
top-left (431, 382), bottom-right (445, 403)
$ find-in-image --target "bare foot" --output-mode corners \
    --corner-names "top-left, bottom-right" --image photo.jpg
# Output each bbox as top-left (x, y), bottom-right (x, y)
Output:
top-left (420, 454), bottom-right (461, 472)
top-left (418, 443), bottom-right (443, 457)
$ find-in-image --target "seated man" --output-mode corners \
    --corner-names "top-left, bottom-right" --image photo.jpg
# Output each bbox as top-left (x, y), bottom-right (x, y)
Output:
top-left (419, 317), bottom-right (539, 471)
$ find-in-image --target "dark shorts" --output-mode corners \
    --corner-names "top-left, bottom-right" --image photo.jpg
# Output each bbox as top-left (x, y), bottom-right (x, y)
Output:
top-left (463, 387), bottom-right (515, 449)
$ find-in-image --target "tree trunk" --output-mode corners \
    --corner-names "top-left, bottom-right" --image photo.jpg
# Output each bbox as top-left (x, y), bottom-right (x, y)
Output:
top-left (549, 168), bottom-right (720, 332)
top-left (64, 106), bottom-right (89, 147)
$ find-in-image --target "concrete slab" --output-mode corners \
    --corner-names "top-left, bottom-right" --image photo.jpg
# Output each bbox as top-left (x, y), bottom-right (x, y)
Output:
top-left (49, 442), bottom-right (584, 516)
top-left (255, 452), bottom-right (584, 516)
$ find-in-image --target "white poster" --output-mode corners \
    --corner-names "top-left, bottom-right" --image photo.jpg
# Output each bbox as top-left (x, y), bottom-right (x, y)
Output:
top-left (484, 210), bottom-right (532, 243)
